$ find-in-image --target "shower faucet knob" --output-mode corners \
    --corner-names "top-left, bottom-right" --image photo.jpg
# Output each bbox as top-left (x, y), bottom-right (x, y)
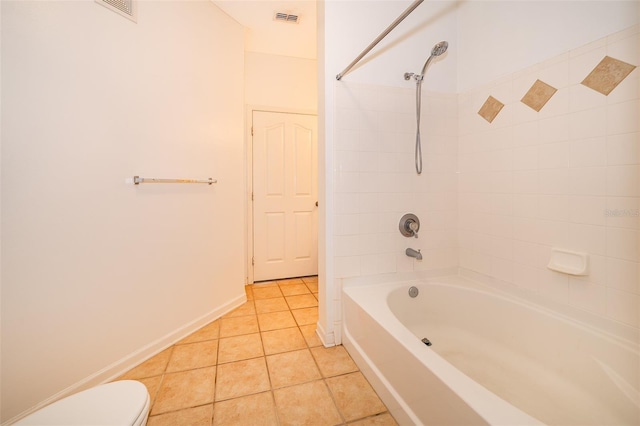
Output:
top-left (399, 213), bottom-right (420, 238)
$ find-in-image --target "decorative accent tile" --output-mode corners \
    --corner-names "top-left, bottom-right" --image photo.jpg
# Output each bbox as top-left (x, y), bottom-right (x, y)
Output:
top-left (521, 79), bottom-right (558, 112)
top-left (478, 96), bottom-right (505, 123)
top-left (581, 56), bottom-right (637, 95)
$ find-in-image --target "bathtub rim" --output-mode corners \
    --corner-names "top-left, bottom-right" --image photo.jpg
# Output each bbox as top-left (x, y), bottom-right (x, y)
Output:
top-left (342, 273), bottom-right (639, 425)
top-left (342, 280), bottom-right (544, 426)
top-left (342, 268), bottom-right (639, 346)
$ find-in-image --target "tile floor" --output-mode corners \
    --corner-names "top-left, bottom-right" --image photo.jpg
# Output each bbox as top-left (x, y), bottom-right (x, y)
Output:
top-left (117, 277), bottom-right (397, 426)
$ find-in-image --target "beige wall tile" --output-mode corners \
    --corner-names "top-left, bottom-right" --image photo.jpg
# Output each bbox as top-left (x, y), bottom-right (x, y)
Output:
top-left (521, 79), bottom-right (558, 112)
top-left (581, 56), bottom-right (637, 95)
top-left (478, 96), bottom-right (505, 123)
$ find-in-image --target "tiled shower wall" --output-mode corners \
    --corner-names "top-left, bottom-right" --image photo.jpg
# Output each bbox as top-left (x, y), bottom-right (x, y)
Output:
top-left (458, 26), bottom-right (639, 328)
top-left (333, 82), bottom-right (458, 281)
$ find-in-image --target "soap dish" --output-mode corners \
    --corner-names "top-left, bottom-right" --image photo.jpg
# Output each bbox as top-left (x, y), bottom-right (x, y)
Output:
top-left (547, 248), bottom-right (589, 276)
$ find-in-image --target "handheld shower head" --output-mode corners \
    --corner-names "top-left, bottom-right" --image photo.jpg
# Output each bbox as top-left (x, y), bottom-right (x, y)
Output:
top-left (420, 40), bottom-right (448, 75)
top-left (431, 41), bottom-right (448, 57)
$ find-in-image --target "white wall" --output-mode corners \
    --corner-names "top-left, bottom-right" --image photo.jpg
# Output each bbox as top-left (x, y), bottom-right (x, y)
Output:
top-left (320, 0), bottom-right (639, 345)
top-left (457, 0), bottom-right (639, 92)
top-left (245, 51), bottom-right (317, 111)
top-left (319, 0), bottom-right (459, 344)
top-left (458, 24), bottom-right (639, 332)
top-left (1, 1), bottom-right (245, 422)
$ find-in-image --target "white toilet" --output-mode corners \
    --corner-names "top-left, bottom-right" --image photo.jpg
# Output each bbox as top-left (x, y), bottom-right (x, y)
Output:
top-left (15, 380), bottom-right (150, 426)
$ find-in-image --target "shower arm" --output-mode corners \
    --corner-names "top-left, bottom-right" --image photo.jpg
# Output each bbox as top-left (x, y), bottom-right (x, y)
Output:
top-left (335, 0), bottom-right (424, 81)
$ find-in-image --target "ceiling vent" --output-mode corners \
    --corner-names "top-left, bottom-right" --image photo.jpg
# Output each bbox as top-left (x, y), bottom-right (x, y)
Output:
top-left (273, 12), bottom-right (300, 24)
top-left (96, 0), bottom-right (137, 23)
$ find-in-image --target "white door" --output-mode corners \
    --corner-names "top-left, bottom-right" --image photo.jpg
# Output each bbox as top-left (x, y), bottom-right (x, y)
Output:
top-left (252, 111), bottom-right (318, 282)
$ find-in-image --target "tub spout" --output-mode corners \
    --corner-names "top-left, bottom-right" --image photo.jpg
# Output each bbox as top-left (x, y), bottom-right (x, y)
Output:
top-left (406, 248), bottom-right (422, 260)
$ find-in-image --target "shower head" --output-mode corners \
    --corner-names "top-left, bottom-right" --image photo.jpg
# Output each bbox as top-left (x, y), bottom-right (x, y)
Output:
top-left (431, 41), bottom-right (448, 57)
top-left (420, 40), bottom-right (448, 76)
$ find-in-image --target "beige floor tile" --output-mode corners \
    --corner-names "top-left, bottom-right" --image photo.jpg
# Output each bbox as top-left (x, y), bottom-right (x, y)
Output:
top-left (254, 281), bottom-right (278, 287)
top-left (273, 380), bottom-right (342, 426)
top-left (267, 349), bottom-right (322, 389)
top-left (166, 340), bottom-right (218, 372)
top-left (147, 404), bottom-right (213, 426)
top-left (219, 315), bottom-right (259, 338)
top-left (349, 412), bottom-right (398, 426)
top-left (178, 321), bottom-right (220, 345)
top-left (215, 358), bottom-right (270, 401)
top-left (277, 278), bottom-right (304, 285)
top-left (151, 367), bottom-right (216, 415)
top-left (299, 324), bottom-right (323, 347)
top-left (291, 307), bottom-right (318, 326)
top-left (119, 348), bottom-right (173, 380)
top-left (252, 286), bottom-right (283, 300)
top-left (245, 285), bottom-right (254, 300)
top-left (261, 327), bottom-right (307, 355)
top-left (285, 294), bottom-right (318, 309)
top-left (218, 333), bottom-right (264, 364)
top-left (136, 376), bottom-right (162, 406)
top-left (310, 345), bottom-right (358, 378)
top-left (302, 275), bottom-right (318, 282)
top-left (213, 392), bottom-right (278, 426)
top-left (254, 297), bottom-right (289, 314)
top-left (304, 281), bottom-right (318, 292)
top-left (223, 301), bottom-right (256, 318)
top-left (266, 349), bottom-right (321, 389)
top-left (257, 311), bottom-right (297, 331)
top-left (279, 283), bottom-right (311, 296)
top-left (327, 372), bottom-right (386, 422)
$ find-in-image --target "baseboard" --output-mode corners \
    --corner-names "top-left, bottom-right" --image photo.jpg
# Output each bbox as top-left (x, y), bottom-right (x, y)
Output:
top-left (315, 320), bottom-right (335, 348)
top-left (4, 293), bottom-right (246, 426)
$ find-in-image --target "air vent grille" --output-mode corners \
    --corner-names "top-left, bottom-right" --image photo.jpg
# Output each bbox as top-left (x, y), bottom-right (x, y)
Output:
top-left (273, 12), bottom-right (300, 24)
top-left (96, 0), bottom-right (137, 22)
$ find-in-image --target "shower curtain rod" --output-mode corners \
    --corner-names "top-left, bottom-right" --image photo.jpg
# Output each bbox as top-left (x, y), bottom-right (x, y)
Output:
top-left (335, 0), bottom-right (424, 81)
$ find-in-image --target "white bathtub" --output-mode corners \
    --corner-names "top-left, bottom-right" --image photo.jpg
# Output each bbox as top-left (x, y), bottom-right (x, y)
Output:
top-left (342, 275), bottom-right (639, 425)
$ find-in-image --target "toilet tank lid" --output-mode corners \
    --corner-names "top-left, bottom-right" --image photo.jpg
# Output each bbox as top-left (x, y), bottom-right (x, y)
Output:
top-left (16, 380), bottom-right (150, 426)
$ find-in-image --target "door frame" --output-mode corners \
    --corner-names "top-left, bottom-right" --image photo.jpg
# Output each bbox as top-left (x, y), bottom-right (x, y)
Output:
top-left (245, 105), bottom-right (318, 284)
